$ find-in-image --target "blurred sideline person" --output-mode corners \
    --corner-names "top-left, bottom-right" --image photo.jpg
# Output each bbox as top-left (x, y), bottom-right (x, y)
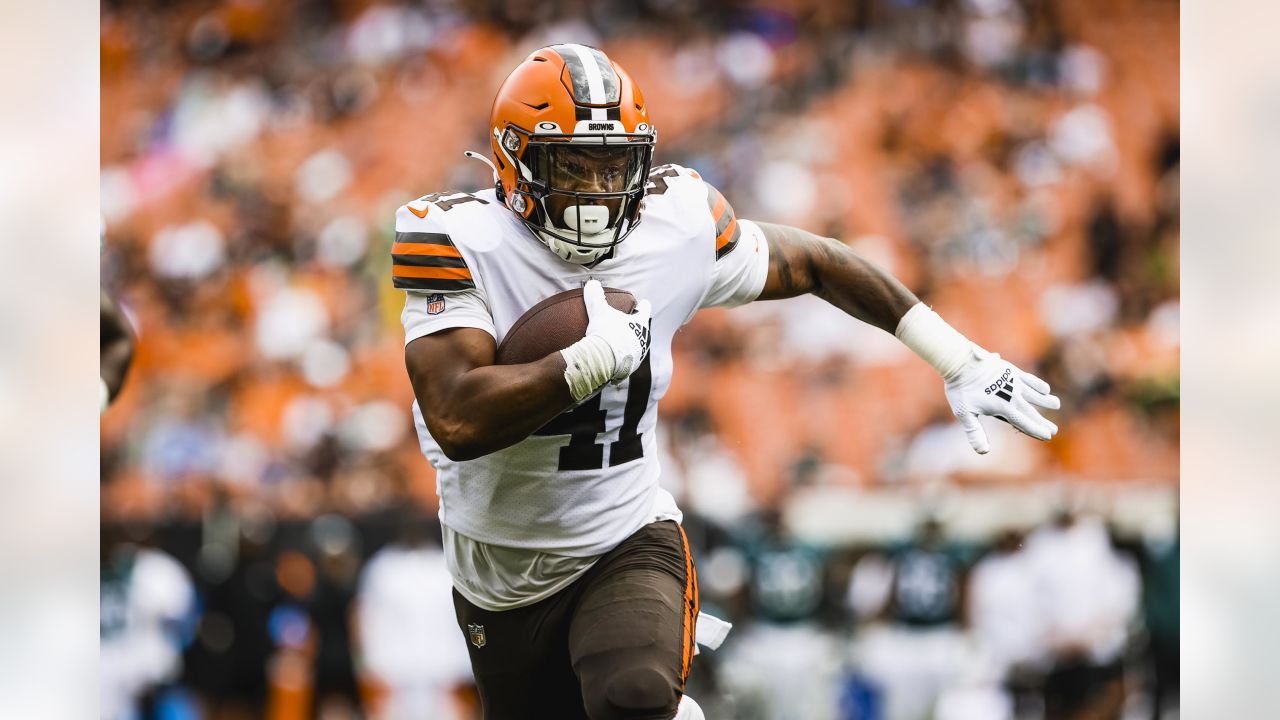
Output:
top-left (308, 517), bottom-right (365, 717)
top-left (101, 526), bottom-right (196, 720)
top-left (1025, 512), bottom-right (1139, 720)
top-left (396, 44), bottom-right (1060, 720)
top-left (849, 520), bottom-right (970, 720)
top-left (966, 530), bottom-right (1046, 716)
top-left (1140, 531), bottom-right (1178, 720)
top-left (357, 518), bottom-right (476, 719)
top-left (712, 509), bottom-right (837, 720)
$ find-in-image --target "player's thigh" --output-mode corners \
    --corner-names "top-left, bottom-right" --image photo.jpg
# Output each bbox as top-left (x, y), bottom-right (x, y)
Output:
top-left (453, 588), bottom-right (588, 720)
top-left (569, 522), bottom-right (698, 720)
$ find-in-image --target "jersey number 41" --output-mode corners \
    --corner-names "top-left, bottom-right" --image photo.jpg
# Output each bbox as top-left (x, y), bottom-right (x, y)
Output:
top-left (532, 356), bottom-right (653, 471)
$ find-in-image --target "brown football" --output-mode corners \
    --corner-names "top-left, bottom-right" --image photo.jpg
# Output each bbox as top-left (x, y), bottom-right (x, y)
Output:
top-left (495, 287), bottom-right (637, 365)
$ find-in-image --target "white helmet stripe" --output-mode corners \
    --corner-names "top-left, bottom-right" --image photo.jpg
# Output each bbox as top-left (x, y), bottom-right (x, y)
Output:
top-left (566, 44), bottom-right (607, 120)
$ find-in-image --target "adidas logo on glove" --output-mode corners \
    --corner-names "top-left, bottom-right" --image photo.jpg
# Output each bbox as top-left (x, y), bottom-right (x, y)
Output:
top-left (984, 368), bottom-right (1015, 401)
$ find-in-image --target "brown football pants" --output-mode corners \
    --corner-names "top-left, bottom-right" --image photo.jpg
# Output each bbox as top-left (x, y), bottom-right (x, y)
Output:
top-left (451, 520), bottom-right (700, 720)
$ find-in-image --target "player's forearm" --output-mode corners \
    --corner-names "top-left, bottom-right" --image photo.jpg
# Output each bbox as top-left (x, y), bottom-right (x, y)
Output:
top-left (756, 221), bottom-right (918, 334)
top-left (415, 353), bottom-right (575, 461)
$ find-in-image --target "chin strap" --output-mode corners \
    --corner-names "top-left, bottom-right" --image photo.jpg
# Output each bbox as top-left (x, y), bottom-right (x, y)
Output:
top-left (462, 150), bottom-right (500, 185)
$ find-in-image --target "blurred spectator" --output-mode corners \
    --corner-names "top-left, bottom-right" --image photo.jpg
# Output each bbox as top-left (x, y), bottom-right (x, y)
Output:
top-left (747, 509), bottom-right (827, 624)
top-left (967, 530), bottom-right (1046, 717)
top-left (887, 520), bottom-right (965, 629)
top-left (356, 516), bottom-right (475, 720)
top-left (307, 515), bottom-right (364, 718)
top-left (1025, 512), bottom-right (1140, 720)
top-left (715, 510), bottom-right (843, 720)
top-left (718, 621), bottom-right (846, 720)
top-left (968, 530), bottom-right (1042, 673)
top-left (1141, 531), bottom-right (1179, 720)
top-left (666, 408), bottom-right (756, 527)
top-left (851, 519), bottom-right (971, 720)
top-left (101, 526), bottom-right (196, 720)
top-left (183, 495), bottom-right (280, 716)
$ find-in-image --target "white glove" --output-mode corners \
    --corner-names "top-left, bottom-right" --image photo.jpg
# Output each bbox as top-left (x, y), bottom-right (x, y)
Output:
top-left (584, 279), bottom-right (652, 381)
top-left (944, 346), bottom-right (1061, 454)
top-left (560, 280), bottom-right (652, 402)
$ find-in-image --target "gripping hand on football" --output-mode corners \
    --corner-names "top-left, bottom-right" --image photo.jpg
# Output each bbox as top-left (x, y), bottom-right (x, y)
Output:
top-left (943, 347), bottom-right (1061, 454)
top-left (584, 280), bottom-right (652, 381)
top-left (560, 279), bottom-right (652, 403)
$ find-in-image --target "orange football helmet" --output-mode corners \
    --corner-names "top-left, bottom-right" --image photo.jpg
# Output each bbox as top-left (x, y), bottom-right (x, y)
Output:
top-left (487, 44), bottom-right (656, 264)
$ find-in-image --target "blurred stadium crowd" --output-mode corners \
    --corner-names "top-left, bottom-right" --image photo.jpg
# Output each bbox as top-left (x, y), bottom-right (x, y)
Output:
top-left (100, 0), bottom-right (1178, 718)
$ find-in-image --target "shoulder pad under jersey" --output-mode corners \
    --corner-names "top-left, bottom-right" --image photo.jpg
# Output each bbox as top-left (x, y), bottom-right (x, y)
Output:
top-left (391, 192), bottom-right (491, 292)
top-left (644, 164), bottom-right (741, 260)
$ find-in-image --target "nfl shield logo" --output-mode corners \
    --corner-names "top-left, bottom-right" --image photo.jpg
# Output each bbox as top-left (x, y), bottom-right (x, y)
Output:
top-left (426, 293), bottom-right (446, 315)
top-left (468, 623), bottom-right (487, 648)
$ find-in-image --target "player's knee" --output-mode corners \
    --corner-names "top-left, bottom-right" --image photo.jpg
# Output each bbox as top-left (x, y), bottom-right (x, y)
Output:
top-left (584, 666), bottom-right (679, 720)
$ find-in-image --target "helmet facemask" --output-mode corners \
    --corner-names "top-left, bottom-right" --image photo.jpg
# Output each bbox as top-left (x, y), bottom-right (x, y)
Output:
top-left (503, 128), bottom-right (654, 264)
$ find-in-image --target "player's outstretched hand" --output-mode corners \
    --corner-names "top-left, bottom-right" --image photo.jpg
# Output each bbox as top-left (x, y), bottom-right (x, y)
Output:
top-left (583, 279), bottom-right (652, 383)
top-left (943, 347), bottom-right (1061, 454)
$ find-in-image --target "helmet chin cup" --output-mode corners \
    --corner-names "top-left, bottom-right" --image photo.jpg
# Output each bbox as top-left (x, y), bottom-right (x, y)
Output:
top-left (562, 204), bottom-right (611, 235)
top-left (537, 227), bottom-right (612, 264)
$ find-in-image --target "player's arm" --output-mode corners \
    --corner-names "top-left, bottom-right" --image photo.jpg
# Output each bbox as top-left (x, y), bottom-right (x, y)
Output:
top-left (405, 282), bottom-right (651, 461)
top-left (101, 288), bottom-right (134, 410)
top-left (755, 221), bottom-right (918, 332)
top-left (752, 220), bottom-right (1060, 453)
top-left (393, 206), bottom-right (580, 461)
top-left (406, 328), bottom-right (574, 461)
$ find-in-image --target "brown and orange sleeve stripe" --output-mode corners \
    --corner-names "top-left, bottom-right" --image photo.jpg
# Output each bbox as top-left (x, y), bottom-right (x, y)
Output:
top-left (391, 231), bottom-right (475, 292)
top-left (705, 184), bottom-right (741, 260)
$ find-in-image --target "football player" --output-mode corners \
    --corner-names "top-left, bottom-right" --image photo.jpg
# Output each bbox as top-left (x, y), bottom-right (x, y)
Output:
top-left (101, 219), bottom-right (134, 414)
top-left (101, 288), bottom-right (134, 414)
top-left (395, 44), bottom-right (1059, 720)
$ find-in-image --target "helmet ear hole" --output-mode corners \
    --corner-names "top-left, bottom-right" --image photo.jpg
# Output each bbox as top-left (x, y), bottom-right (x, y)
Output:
top-left (501, 129), bottom-right (521, 153)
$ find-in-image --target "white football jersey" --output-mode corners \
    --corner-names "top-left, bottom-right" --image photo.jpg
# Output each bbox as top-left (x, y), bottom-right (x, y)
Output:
top-left (395, 164), bottom-right (768, 565)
